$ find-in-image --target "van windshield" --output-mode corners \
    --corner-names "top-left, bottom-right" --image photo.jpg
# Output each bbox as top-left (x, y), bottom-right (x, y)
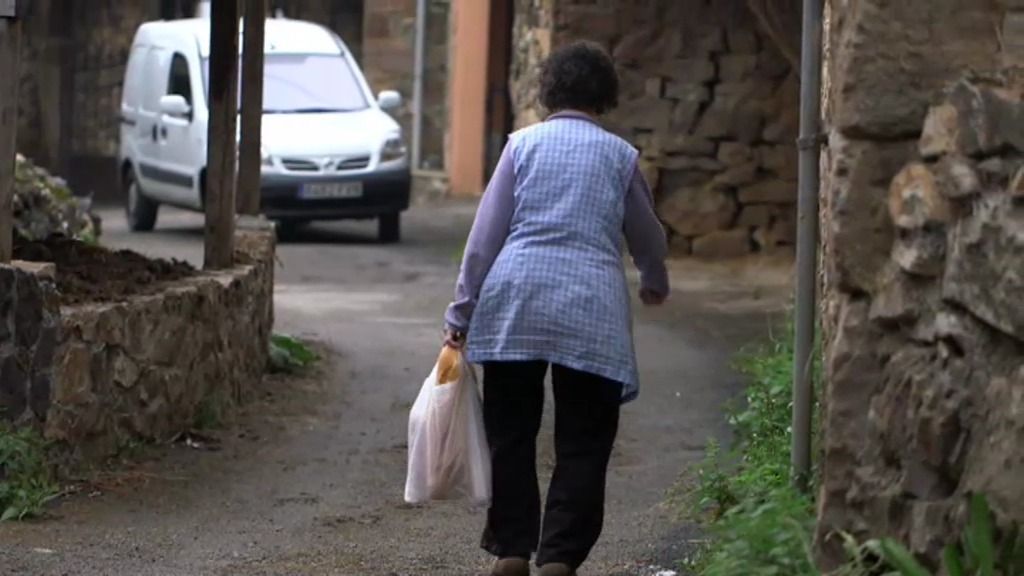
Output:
top-left (202, 53), bottom-right (369, 113)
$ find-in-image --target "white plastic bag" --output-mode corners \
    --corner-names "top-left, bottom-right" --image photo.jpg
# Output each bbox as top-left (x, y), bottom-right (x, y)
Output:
top-left (404, 347), bottom-right (491, 506)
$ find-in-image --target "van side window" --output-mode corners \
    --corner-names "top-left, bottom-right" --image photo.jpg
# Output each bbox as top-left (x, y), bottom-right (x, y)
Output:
top-left (142, 48), bottom-right (167, 112)
top-left (123, 46), bottom-right (146, 109)
top-left (168, 53), bottom-right (193, 106)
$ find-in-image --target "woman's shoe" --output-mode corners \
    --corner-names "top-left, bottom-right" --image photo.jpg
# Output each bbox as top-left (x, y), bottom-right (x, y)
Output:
top-left (538, 563), bottom-right (575, 576)
top-left (491, 557), bottom-right (530, 576)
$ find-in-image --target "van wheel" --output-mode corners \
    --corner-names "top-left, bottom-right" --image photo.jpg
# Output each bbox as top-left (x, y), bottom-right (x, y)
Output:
top-left (378, 212), bottom-right (401, 244)
top-left (125, 171), bottom-right (159, 232)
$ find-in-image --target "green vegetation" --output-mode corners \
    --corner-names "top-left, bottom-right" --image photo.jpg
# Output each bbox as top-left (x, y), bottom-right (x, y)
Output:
top-left (679, 324), bottom-right (1021, 576)
top-left (677, 323), bottom-right (820, 575)
top-left (0, 424), bottom-right (59, 522)
top-left (843, 494), bottom-right (1024, 576)
top-left (269, 333), bottom-right (319, 374)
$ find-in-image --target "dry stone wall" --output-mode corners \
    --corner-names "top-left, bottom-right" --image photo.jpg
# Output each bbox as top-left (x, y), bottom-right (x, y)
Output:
top-left (818, 0), bottom-right (1024, 569)
top-left (510, 0), bottom-right (801, 258)
top-left (45, 228), bottom-right (275, 462)
top-left (1, 229), bottom-right (274, 465)
top-left (0, 263), bottom-right (60, 425)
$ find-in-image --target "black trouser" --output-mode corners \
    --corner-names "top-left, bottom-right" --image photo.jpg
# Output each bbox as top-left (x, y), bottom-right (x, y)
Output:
top-left (480, 361), bottom-right (621, 569)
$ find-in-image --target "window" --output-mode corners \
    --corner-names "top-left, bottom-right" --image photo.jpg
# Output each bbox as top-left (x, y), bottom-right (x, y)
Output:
top-left (168, 53), bottom-right (193, 106)
top-left (141, 47), bottom-right (169, 112)
top-left (123, 46), bottom-right (147, 108)
top-left (202, 53), bottom-right (369, 113)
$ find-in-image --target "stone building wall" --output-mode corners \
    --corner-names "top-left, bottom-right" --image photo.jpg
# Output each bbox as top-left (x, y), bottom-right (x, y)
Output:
top-left (510, 0), bottom-right (801, 258)
top-left (817, 0), bottom-right (1024, 569)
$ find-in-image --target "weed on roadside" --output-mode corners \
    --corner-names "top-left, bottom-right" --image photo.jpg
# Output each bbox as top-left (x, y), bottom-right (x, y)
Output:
top-left (673, 321), bottom-right (820, 575)
top-left (0, 424), bottom-right (59, 521)
top-left (269, 333), bottom-right (319, 374)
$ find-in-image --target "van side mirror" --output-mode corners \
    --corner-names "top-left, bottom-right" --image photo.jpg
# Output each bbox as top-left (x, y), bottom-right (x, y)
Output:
top-left (160, 94), bottom-right (192, 120)
top-left (377, 90), bottom-right (402, 111)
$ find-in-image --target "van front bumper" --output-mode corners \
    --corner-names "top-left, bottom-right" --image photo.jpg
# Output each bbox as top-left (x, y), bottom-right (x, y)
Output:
top-left (259, 166), bottom-right (411, 221)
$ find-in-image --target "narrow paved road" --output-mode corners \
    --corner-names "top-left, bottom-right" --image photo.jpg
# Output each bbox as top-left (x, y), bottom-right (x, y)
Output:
top-left (1, 203), bottom-right (789, 576)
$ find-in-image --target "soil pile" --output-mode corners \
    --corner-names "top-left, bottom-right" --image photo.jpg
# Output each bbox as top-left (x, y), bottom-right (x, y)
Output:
top-left (13, 236), bottom-right (196, 305)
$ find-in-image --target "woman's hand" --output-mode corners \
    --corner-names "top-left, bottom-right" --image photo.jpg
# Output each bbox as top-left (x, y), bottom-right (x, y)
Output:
top-left (444, 329), bottom-right (466, 349)
top-left (640, 288), bottom-right (667, 307)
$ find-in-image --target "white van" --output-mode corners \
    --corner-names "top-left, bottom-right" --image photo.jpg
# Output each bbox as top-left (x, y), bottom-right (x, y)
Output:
top-left (119, 17), bottom-right (410, 242)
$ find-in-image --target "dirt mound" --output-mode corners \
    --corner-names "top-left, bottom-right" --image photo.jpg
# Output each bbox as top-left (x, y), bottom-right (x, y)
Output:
top-left (13, 236), bottom-right (196, 306)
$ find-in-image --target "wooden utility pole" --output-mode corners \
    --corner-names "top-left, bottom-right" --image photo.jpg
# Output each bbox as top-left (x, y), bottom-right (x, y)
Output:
top-left (204, 0), bottom-right (240, 269)
top-left (237, 0), bottom-right (266, 215)
top-left (0, 5), bottom-right (22, 264)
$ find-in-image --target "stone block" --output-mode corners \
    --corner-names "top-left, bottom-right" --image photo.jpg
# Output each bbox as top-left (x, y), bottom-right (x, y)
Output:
top-left (719, 54), bottom-right (758, 81)
top-left (668, 233), bottom-right (692, 257)
top-left (670, 100), bottom-right (704, 132)
top-left (763, 105), bottom-right (800, 143)
top-left (947, 80), bottom-right (1024, 157)
top-left (614, 28), bottom-right (654, 63)
top-left (11, 260), bottom-right (56, 280)
top-left (738, 179), bottom-right (796, 204)
top-left (654, 58), bottom-right (716, 83)
top-left (718, 142), bottom-right (754, 166)
top-left (829, 1), bottom-right (999, 139)
top-left (0, 355), bottom-right (28, 420)
top-left (753, 209), bottom-right (797, 250)
top-left (1002, 12), bottom-right (1024, 64)
top-left (29, 372), bottom-right (52, 421)
top-left (919, 103), bottom-right (959, 159)
top-left (692, 229), bottom-right (752, 258)
top-left (869, 266), bottom-right (922, 324)
top-left (737, 205), bottom-right (774, 228)
top-left (726, 27), bottom-right (759, 53)
top-left (662, 135), bottom-right (716, 156)
top-left (616, 96), bottom-right (675, 131)
top-left (888, 163), bottom-right (953, 230)
top-left (893, 228), bottom-right (947, 277)
top-left (758, 47), bottom-right (793, 79)
top-left (14, 274), bottom-right (43, 350)
top-left (712, 161), bottom-right (759, 188)
top-left (943, 194), bottom-right (1024, 342)
top-left (645, 77), bottom-right (664, 98)
top-left (697, 26), bottom-right (726, 54)
top-left (664, 81), bottom-right (710, 104)
top-left (758, 144), bottom-right (799, 180)
top-left (826, 134), bottom-right (917, 294)
top-left (657, 185), bottom-right (738, 236)
top-left (658, 155), bottom-right (723, 172)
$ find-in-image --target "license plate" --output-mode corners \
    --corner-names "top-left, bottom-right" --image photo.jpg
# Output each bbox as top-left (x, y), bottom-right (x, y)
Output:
top-left (300, 182), bottom-right (363, 200)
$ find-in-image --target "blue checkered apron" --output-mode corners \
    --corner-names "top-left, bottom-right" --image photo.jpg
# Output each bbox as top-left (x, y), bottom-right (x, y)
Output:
top-left (466, 118), bottom-right (642, 402)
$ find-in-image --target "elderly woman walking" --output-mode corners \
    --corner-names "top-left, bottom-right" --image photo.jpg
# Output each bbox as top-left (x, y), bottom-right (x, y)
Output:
top-left (444, 41), bottom-right (670, 576)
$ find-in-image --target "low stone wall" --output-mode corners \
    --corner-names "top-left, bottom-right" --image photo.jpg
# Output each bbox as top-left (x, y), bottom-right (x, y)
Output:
top-left (511, 0), bottom-right (801, 258)
top-left (1, 227), bottom-right (275, 464)
top-left (0, 263), bottom-right (60, 424)
top-left (817, 0), bottom-right (1024, 568)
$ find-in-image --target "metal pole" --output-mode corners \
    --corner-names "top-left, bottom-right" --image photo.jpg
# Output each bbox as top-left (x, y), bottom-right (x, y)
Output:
top-left (0, 11), bottom-right (22, 264)
top-left (237, 0), bottom-right (265, 215)
top-left (792, 0), bottom-right (824, 493)
top-left (411, 0), bottom-right (427, 170)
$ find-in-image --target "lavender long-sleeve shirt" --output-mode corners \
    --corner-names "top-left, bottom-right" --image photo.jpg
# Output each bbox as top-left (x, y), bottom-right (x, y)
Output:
top-left (445, 111), bottom-right (669, 334)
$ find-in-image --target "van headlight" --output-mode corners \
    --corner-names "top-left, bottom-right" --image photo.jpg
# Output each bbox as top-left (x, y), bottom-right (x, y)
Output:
top-left (261, 146), bottom-right (274, 167)
top-left (380, 137), bottom-right (407, 163)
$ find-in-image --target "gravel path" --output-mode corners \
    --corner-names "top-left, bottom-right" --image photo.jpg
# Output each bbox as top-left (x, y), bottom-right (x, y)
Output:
top-left (0, 203), bottom-right (790, 576)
